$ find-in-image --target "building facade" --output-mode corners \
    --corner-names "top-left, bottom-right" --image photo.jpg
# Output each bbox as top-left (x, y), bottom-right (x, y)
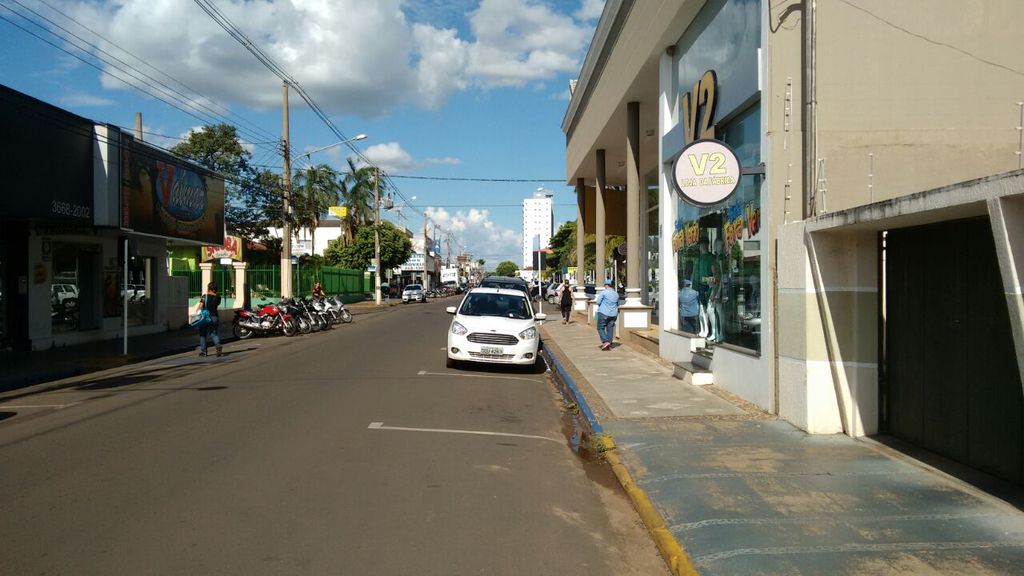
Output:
top-left (521, 190), bottom-right (554, 269)
top-left (564, 0), bottom-right (1024, 482)
top-left (1, 85), bottom-right (224, 352)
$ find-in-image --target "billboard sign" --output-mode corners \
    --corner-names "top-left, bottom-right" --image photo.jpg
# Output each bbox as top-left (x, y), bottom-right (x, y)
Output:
top-left (120, 134), bottom-right (225, 244)
top-left (202, 235), bottom-right (243, 261)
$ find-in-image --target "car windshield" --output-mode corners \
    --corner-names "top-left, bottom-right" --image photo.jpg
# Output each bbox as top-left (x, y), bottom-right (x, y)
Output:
top-left (458, 293), bottom-right (532, 320)
top-left (481, 281), bottom-right (527, 293)
top-left (405, 285), bottom-right (422, 291)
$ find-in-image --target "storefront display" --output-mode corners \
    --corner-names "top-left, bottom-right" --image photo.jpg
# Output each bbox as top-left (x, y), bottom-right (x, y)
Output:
top-left (674, 105), bottom-right (761, 352)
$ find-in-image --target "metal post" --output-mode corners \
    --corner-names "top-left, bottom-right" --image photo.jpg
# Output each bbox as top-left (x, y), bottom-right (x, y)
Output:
top-left (123, 236), bottom-right (128, 355)
top-left (374, 167), bottom-right (382, 306)
top-left (281, 81), bottom-right (293, 298)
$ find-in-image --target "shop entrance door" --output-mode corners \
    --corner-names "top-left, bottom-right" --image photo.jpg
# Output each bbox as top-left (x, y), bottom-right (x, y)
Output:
top-left (884, 217), bottom-right (1023, 483)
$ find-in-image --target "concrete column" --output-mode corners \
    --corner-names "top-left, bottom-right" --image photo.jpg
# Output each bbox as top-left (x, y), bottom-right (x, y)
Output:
top-left (625, 101), bottom-right (642, 301)
top-left (988, 196), bottom-right (1024, 388)
top-left (658, 47), bottom-right (680, 335)
top-left (232, 261), bottom-right (248, 308)
top-left (199, 262), bottom-right (214, 296)
top-left (620, 102), bottom-right (652, 329)
top-left (595, 149), bottom-right (606, 287)
top-left (573, 178), bottom-right (589, 311)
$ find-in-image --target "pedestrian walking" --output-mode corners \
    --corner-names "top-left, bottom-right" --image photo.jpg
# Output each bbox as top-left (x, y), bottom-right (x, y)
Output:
top-left (196, 282), bottom-right (222, 357)
top-left (594, 279), bottom-right (619, 350)
top-left (559, 280), bottom-right (573, 324)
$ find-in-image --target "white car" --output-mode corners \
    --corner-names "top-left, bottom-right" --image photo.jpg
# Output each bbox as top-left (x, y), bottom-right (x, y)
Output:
top-left (402, 284), bottom-right (426, 303)
top-left (446, 288), bottom-right (547, 368)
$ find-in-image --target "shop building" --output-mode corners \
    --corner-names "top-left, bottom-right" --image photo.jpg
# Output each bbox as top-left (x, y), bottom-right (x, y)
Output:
top-left (1, 85), bottom-right (224, 352)
top-left (564, 1), bottom-right (1024, 482)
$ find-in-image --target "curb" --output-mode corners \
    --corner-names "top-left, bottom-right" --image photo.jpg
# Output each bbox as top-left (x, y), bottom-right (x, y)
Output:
top-left (541, 340), bottom-right (700, 576)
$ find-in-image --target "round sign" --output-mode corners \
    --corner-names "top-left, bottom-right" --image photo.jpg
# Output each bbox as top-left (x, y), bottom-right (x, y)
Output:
top-left (670, 139), bottom-right (741, 207)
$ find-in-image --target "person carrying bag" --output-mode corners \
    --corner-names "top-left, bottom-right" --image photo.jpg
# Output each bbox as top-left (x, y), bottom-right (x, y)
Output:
top-left (193, 282), bottom-right (222, 357)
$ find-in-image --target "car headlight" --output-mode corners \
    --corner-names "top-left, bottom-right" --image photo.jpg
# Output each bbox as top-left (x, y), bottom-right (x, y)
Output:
top-left (451, 321), bottom-right (468, 336)
top-left (518, 326), bottom-right (537, 340)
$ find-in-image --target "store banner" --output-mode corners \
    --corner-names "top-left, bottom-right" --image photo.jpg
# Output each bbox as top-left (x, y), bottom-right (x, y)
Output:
top-left (120, 134), bottom-right (225, 244)
top-left (441, 268), bottom-right (459, 283)
top-left (202, 235), bottom-right (243, 261)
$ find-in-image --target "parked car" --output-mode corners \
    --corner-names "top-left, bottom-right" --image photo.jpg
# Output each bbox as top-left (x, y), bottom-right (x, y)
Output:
top-left (478, 276), bottom-right (530, 298)
top-left (51, 283), bottom-right (79, 306)
top-left (402, 284), bottom-right (426, 303)
top-left (445, 287), bottom-right (546, 368)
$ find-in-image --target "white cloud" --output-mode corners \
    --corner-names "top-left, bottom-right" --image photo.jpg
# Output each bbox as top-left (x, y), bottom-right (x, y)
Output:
top-left (426, 206), bottom-right (522, 265)
top-left (64, 0), bottom-right (596, 115)
top-left (357, 142), bottom-right (460, 173)
top-left (574, 0), bottom-right (606, 21)
top-left (58, 92), bottom-right (114, 107)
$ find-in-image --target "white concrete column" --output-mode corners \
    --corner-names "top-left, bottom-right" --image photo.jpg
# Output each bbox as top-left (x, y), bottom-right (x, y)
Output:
top-left (988, 196), bottom-right (1024, 388)
top-left (232, 261), bottom-right (248, 307)
top-left (573, 177), bottom-right (589, 311)
top-left (658, 48), bottom-right (680, 334)
top-left (621, 101), bottom-right (652, 329)
top-left (199, 262), bottom-right (214, 295)
top-left (595, 149), bottom-right (606, 287)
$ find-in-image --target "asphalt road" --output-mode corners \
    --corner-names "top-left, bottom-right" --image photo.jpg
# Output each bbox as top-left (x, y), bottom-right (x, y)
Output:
top-left (0, 298), bottom-right (666, 575)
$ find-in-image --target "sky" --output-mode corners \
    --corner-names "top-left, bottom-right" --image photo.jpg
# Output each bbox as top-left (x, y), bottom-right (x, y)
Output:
top-left (0, 0), bottom-right (606, 268)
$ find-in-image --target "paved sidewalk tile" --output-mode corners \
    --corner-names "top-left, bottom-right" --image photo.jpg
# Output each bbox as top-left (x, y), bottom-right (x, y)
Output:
top-left (541, 316), bottom-right (1024, 575)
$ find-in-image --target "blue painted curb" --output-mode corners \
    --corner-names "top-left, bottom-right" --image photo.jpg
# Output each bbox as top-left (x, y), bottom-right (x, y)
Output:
top-left (542, 341), bottom-right (603, 435)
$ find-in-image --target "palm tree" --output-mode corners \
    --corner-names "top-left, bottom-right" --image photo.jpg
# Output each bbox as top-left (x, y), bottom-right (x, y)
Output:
top-left (292, 163), bottom-right (341, 252)
top-left (339, 159), bottom-right (379, 244)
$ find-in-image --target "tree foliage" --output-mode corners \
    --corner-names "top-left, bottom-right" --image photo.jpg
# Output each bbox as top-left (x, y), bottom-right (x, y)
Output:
top-left (339, 159), bottom-right (379, 244)
top-left (292, 163), bottom-right (341, 249)
top-left (323, 221), bottom-right (412, 271)
top-left (494, 260), bottom-right (518, 277)
top-left (170, 124), bottom-right (274, 241)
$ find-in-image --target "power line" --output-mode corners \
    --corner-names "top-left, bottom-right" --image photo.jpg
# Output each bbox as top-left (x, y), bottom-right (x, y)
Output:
top-left (0, 5), bottom-right (281, 156)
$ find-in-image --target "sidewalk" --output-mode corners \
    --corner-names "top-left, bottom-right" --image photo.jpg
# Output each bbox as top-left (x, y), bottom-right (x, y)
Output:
top-left (540, 318), bottom-right (1024, 575)
top-left (0, 299), bottom-right (391, 393)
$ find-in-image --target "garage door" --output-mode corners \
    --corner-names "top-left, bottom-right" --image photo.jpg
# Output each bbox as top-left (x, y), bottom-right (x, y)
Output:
top-left (885, 217), bottom-right (1023, 483)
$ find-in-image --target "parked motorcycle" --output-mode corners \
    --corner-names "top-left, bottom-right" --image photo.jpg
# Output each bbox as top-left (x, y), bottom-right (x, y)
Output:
top-left (325, 296), bottom-right (353, 324)
top-left (232, 301), bottom-right (297, 339)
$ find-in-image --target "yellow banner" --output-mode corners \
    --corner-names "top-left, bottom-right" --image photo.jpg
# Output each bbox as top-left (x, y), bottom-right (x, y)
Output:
top-left (328, 206), bottom-right (348, 218)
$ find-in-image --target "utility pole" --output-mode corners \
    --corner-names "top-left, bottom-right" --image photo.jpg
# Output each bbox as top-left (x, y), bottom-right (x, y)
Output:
top-left (281, 81), bottom-right (294, 298)
top-left (374, 167), bottom-right (382, 305)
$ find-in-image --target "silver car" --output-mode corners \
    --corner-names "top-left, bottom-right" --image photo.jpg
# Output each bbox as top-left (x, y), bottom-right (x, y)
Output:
top-left (401, 284), bottom-right (426, 303)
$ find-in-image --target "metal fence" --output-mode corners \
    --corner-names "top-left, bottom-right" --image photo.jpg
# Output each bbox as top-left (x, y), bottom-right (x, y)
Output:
top-left (173, 264), bottom-right (368, 303)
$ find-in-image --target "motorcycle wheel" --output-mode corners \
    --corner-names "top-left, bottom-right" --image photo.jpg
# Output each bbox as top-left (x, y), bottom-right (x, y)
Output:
top-left (310, 315), bottom-right (323, 331)
top-left (341, 309), bottom-right (353, 323)
top-left (234, 323), bottom-right (254, 340)
top-left (297, 316), bottom-right (312, 334)
top-left (282, 318), bottom-right (297, 337)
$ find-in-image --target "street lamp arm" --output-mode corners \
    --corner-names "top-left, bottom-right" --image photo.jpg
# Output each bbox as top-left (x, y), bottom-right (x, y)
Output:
top-left (302, 133), bottom-right (367, 158)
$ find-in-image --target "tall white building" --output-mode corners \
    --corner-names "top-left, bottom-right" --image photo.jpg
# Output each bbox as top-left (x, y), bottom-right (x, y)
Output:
top-left (522, 189), bottom-right (553, 269)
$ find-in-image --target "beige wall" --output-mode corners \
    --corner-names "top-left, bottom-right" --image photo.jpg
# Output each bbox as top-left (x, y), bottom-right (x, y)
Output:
top-left (816, 0), bottom-right (1024, 212)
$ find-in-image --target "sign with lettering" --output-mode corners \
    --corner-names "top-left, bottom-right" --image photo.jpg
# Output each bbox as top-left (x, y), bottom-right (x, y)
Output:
top-left (120, 133), bottom-right (225, 244)
top-left (202, 235), bottom-right (243, 261)
top-left (681, 70), bottom-right (717, 145)
top-left (671, 139), bottom-right (741, 207)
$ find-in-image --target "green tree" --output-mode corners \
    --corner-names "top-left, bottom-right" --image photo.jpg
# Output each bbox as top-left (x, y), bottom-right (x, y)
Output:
top-left (292, 163), bottom-right (341, 250)
top-left (324, 221), bottom-right (412, 271)
top-left (170, 124), bottom-right (271, 240)
top-left (494, 260), bottom-right (518, 277)
top-left (339, 159), bottom-right (379, 244)
top-left (546, 220), bottom-right (576, 270)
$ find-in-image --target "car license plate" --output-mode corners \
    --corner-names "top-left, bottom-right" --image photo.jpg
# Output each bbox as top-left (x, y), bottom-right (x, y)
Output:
top-left (481, 346), bottom-right (503, 355)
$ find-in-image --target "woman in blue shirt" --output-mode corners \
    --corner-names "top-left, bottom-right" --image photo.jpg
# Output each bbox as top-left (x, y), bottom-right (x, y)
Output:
top-left (594, 279), bottom-right (619, 350)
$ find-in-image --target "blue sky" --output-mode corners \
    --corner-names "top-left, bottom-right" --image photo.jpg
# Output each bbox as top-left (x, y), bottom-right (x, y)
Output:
top-left (0, 0), bottom-right (605, 267)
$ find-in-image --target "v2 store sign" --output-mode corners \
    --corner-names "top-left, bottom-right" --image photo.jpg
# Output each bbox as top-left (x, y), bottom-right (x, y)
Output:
top-left (671, 139), bottom-right (741, 207)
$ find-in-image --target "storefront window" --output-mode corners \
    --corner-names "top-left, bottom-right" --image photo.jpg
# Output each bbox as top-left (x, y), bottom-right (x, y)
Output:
top-left (51, 244), bottom-right (82, 333)
top-left (674, 105), bottom-right (762, 352)
top-left (644, 174), bottom-right (660, 324)
top-left (126, 256), bottom-right (155, 326)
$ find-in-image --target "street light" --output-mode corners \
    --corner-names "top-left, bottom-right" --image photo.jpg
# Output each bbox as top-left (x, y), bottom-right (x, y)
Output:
top-left (300, 133), bottom-right (367, 159)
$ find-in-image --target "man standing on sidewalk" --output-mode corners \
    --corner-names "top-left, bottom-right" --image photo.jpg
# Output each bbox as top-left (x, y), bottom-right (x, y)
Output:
top-left (594, 279), bottom-right (619, 350)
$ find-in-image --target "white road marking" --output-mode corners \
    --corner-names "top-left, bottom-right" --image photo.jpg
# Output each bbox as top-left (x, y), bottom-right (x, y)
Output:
top-left (0, 402), bottom-right (81, 409)
top-left (368, 421), bottom-right (562, 444)
top-left (418, 370), bottom-right (545, 383)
